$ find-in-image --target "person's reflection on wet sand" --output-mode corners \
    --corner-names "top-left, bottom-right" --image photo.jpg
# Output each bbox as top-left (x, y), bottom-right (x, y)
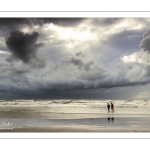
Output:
top-left (111, 117), bottom-right (114, 123)
top-left (107, 117), bottom-right (114, 123)
top-left (108, 117), bottom-right (110, 122)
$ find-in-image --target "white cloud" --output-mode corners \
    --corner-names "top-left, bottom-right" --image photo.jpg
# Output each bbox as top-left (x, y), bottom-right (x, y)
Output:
top-left (0, 50), bottom-right (10, 54)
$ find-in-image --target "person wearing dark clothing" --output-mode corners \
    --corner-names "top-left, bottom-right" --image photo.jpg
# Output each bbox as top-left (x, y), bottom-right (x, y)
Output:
top-left (111, 102), bottom-right (114, 112)
top-left (107, 103), bottom-right (110, 112)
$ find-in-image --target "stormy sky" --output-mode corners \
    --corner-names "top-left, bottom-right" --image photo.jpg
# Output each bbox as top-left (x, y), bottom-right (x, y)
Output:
top-left (1, 18), bottom-right (150, 99)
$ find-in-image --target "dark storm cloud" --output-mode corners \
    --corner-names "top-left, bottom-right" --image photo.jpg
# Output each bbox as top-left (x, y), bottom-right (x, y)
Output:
top-left (0, 18), bottom-right (29, 27)
top-left (66, 52), bottom-right (95, 70)
top-left (95, 79), bottom-right (148, 88)
top-left (75, 51), bottom-right (84, 57)
top-left (0, 18), bottom-right (85, 48)
top-left (1, 18), bottom-right (150, 99)
top-left (25, 76), bottom-right (150, 99)
top-left (139, 28), bottom-right (150, 52)
top-left (0, 18), bottom-right (30, 31)
top-left (5, 31), bottom-right (44, 65)
top-left (0, 18), bottom-right (85, 29)
top-left (38, 18), bottom-right (85, 26)
top-left (68, 57), bottom-right (83, 68)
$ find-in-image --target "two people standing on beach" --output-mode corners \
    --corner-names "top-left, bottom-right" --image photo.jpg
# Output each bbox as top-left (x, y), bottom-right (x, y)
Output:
top-left (107, 102), bottom-right (114, 112)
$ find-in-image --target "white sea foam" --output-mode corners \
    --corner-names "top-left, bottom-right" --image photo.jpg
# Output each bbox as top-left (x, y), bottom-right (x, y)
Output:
top-left (0, 99), bottom-right (150, 108)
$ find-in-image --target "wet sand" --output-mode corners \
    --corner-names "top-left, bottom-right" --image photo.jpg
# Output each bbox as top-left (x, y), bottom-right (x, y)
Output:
top-left (1, 126), bottom-right (150, 132)
top-left (0, 100), bottom-right (150, 132)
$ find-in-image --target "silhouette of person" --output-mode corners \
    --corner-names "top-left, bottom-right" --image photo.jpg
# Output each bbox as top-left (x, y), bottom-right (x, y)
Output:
top-left (107, 103), bottom-right (110, 112)
top-left (108, 117), bottom-right (110, 122)
top-left (111, 102), bottom-right (114, 112)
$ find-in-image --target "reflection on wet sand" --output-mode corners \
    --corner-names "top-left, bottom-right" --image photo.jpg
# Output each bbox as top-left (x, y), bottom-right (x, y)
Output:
top-left (108, 117), bottom-right (114, 123)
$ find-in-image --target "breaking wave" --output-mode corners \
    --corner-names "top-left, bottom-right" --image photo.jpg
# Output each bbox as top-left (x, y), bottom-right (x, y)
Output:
top-left (0, 99), bottom-right (150, 108)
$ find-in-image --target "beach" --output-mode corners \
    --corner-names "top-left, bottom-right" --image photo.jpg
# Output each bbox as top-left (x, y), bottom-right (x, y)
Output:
top-left (0, 99), bottom-right (150, 132)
